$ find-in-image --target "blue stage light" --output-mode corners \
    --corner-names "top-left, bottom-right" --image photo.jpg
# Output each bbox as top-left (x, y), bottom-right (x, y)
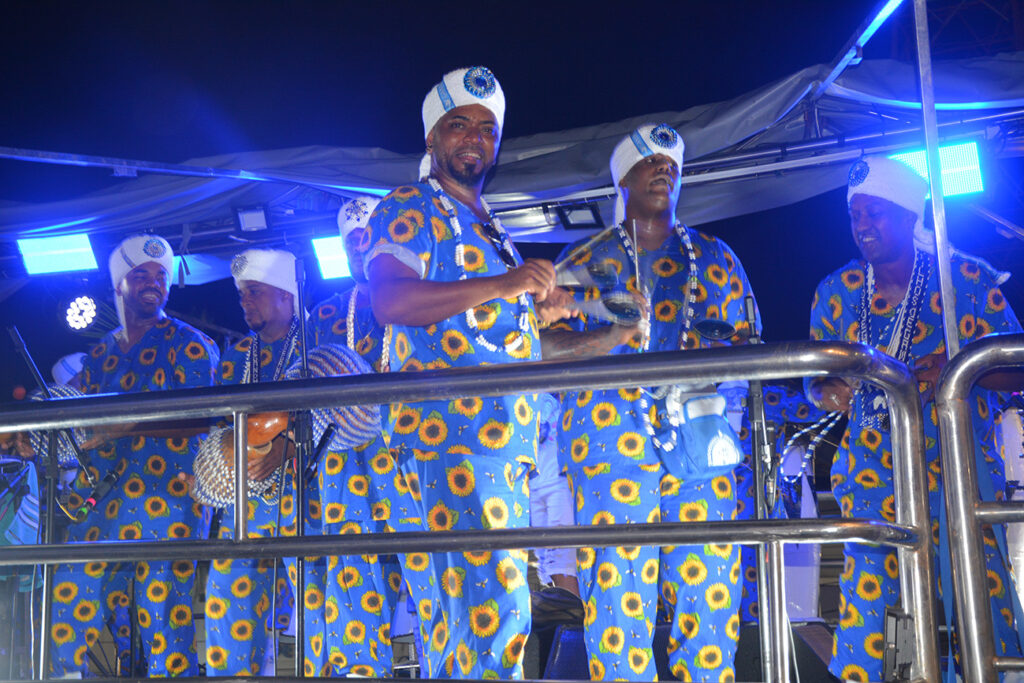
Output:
top-left (861, 0), bottom-right (904, 48)
top-left (889, 141), bottom-right (984, 198)
top-left (311, 236), bottom-right (351, 279)
top-left (17, 234), bottom-right (99, 274)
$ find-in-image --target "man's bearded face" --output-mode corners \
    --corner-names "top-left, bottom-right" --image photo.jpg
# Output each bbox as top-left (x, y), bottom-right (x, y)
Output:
top-left (427, 104), bottom-right (500, 188)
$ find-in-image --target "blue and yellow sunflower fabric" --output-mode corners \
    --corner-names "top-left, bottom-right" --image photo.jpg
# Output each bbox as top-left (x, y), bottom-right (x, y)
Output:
top-left (808, 253), bottom-right (1023, 682)
top-left (204, 332), bottom-right (322, 676)
top-left (553, 227), bottom-right (759, 681)
top-left (363, 183), bottom-right (542, 678)
top-left (51, 318), bottom-right (218, 678)
top-left (310, 288), bottom-right (415, 678)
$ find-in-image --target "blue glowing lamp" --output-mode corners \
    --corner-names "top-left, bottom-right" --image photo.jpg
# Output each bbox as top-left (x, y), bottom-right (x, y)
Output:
top-left (311, 236), bottom-right (352, 280)
top-left (18, 234), bottom-right (99, 275)
top-left (888, 141), bottom-right (984, 198)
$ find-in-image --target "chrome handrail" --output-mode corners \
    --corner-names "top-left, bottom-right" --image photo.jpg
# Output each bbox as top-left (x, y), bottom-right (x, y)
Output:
top-left (0, 341), bottom-right (939, 682)
top-left (935, 332), bottom-right (1024, 683)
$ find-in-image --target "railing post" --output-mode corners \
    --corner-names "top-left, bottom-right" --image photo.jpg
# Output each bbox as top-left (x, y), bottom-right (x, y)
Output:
top-left (766, 540), bottom-right (790, 683)
top-left (35, 433), bottom-right (58, 680)
top-left (232, 410), bottom-right (248, 541)
top-left (887, 347), bottom-right (940, 683)
top-left (936, 334), bottom-right (1024, 683)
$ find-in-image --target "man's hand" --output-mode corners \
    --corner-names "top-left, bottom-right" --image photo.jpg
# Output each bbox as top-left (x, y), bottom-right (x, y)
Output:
top-left (809, 377), bottom-right (853, 413)
top-left (914, 351), bottom-right (948, 404)
top-left (535, 287), bottom-right (579, 325)
top-left (79, 422), bottom-right (136, 451)
top-left (247, 436), bottom-right (293, 482)
top-left (0, 432), bottom-right (35, 459)
top-left (497, 259), bottom-right (557, 302)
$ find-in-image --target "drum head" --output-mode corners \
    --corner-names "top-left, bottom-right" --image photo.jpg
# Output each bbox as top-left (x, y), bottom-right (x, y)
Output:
top-left (693, 318), bottom-right (735, 341)
top-left (602, 293), bottom-right (643, 326)
top-left (284, 344), bottom-right (381, 452)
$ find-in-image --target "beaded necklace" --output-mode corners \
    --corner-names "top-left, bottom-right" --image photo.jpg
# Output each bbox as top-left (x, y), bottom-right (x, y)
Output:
top-left (196, 317), bottom-right (296, 508)
top-left (427, 177), bottom-right (532, 354)
top-left (244, 317), bottom-right (298, 385)
top-left (346, 288), bottom-right (357, 352)
top-left (347, 286), bottom-right (390, 373)
top-left (856, 249), bottom-right (931, 429)
top-left (613, 222), bottom-right (699, 455)
top-left (782, 410), bottom-right (845, 481)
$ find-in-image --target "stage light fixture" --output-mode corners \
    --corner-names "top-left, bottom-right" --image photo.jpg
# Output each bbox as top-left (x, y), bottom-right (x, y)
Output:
top-left (235, 206), bottom-right (269, 232)
top-left (17, 234), bottom-right (98, 275)
top-left (556, 203), bottom-right (604, 231)
top-left (889, 141), bottom-right (984, 198)
top-left (64, 295), bottom-right (98, 331)
top-left (311, 236), bottom-right (352, 280)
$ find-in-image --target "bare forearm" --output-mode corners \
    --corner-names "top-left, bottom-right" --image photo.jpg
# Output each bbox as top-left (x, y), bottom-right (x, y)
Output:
top-left (540, 327), bottom-right (632, 360)
top-left (80, 418), bottom-right (209, 450)
top-left (979, 368), bottom-right (1024, 393)
top-left (371, 276), bottom-right (508, 327)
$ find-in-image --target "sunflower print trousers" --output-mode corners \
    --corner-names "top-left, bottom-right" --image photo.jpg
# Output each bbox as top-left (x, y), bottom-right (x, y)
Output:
top-left (567, 466), bottom-right (741, 682)
top-left (51, 560), bottom-right (198, 677)
top-left (320, 521), bottom-right (401, 678)
top-left (204, 468), bottom-right (320, 677)
top-left (281, 555), bottom-right (327, 676)
top-left (204, 526), bottom-right (280, 676)
top-left (829, 449), bottom-right (1022, 682)
top-left (396, 448), bottom-right (533, 679)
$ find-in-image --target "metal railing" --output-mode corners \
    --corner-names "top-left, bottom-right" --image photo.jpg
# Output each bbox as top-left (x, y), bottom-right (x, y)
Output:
top-left (0, 341), bottom-right (939, 682)
top-left (936, 333), bottom-right (1024, 683)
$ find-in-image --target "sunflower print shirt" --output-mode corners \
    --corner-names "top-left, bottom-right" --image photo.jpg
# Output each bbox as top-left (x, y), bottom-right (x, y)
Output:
top-left (808, 253), bottom-right (1022, 501)
top-left (364, 182), bottom-right (542, 464)
top-left (553, 227), bottom-right (760, 469)
top-left (311, 288), bottom-right (412, 529)
top-left (71, 317), bottom-right (219, 543)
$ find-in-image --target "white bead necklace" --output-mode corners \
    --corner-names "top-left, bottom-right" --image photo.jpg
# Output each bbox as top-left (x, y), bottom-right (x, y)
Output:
top-left (614, 222), bottom-right (699, 456)
top-left (427, 178), bottom-right (531, 355)
top-left (243, 317), bottom-right (298, 384)
top-left (856, 249), bottom-right (930, 430)
top-left (347, 286), bottom-right (389, 372)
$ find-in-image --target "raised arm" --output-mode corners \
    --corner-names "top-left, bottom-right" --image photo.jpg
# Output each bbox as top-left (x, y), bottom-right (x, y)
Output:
top-left (367, 253), bottom-right (557, 327)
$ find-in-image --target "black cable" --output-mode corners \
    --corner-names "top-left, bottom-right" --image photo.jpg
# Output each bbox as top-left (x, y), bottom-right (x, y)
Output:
top-left (6, 326), bottom-right (96, 487)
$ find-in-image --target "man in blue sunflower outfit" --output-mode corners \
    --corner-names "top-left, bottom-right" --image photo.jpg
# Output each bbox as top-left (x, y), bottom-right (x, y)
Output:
top-left (363, 66), bottom-right (571, 679)
top-left (50, 235), bottom-right (219, 677)
top-left (195, 248), bottom-right (327, 676)
top-left (807, 155), bottom-right (1023, 682)
top-left (309, 196), bottom-right (419, 677)
top-left (543, 123), bottom-right (760, 682)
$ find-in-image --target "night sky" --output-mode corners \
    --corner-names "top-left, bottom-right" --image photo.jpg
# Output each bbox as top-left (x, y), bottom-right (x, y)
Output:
top-left (1, 1), bottom-right (1021, 399)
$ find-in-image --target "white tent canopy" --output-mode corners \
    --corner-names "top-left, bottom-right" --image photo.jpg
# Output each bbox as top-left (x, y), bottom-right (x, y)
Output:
top-left (1, 52), bottom-right (1022, 279)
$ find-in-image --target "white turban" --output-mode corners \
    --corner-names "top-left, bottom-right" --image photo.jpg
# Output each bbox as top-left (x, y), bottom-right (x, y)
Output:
top-left (51, 352), bottom-right (86, 385)
top-left (610, 123), bottom-right (686, 226)
top-left (231, 248), bottom-right (300, 317)
top-left (337, 196), bottom-right (382, 240)
top-left (846, 155), bottom-right (932, 253)
top-left (108, 234), bottom-right (174, 343)
top-left (419, 66), bottom-right (505, 180)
